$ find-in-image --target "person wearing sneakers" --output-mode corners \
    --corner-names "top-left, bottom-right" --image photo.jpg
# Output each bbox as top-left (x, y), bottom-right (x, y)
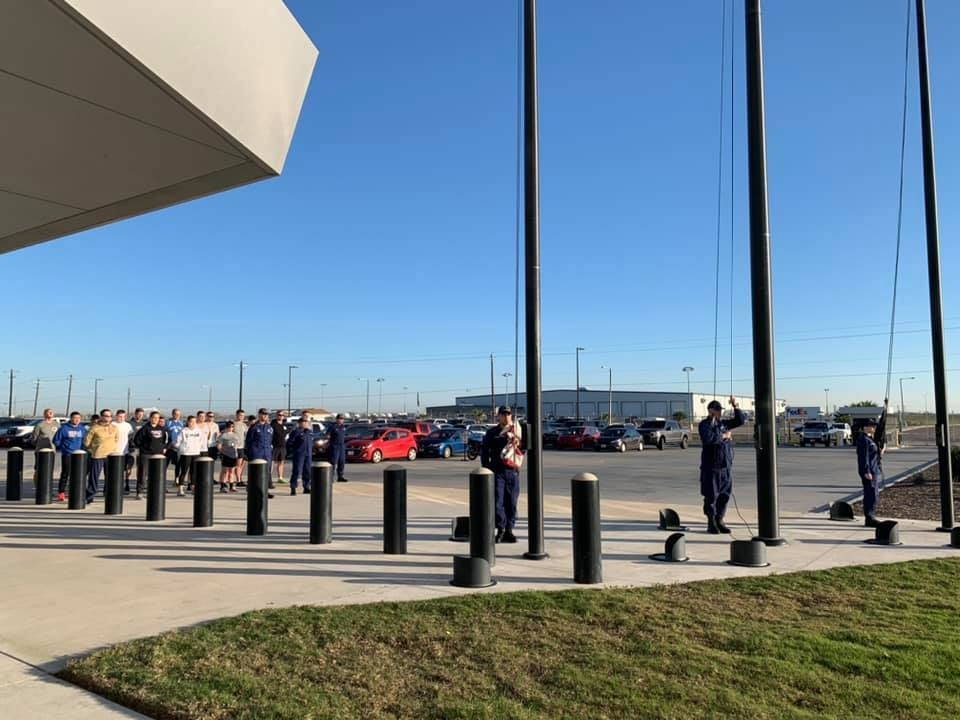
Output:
top-left (217, 420), bottom-right (241, 492)
top-left (175, 415), bottom-right (205, 496)
top-left (53, 412), bottom-right (86, 502)
top-left (83, 409), bottom-right (120, 503)
top-left (112, 409), bottom-right (134, 494)
top-left (245, 408), bottom-right (275, 499)
top-left (233, 409), bottom-right (248, 484)
top-left (133, 412), bottom-right (168, 499)
top-left (285, 416), bottom-right (313, 495)
top-left (481, 406), bottom-right (523, 544)
top-left (857, 417), bottom-right (884, 528)
top-left (698, 396), bottom-right (745, 535)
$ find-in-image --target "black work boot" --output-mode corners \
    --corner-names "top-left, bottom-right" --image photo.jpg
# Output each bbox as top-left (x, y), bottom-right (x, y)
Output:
top-left (502, 529), bottom-right (518, 543)
top-left (706, 516), bottom-right (720, 534)
top-left (495, 528), bottom-right (504, 543)
top-left (716, 518), bottom-right (732, 534)
top-left (864, 515), bottom-right (880, 528)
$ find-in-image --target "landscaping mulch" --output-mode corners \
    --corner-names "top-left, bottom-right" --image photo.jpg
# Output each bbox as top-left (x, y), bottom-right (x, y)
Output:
top-left (852, 466), bottom-right (960, 522)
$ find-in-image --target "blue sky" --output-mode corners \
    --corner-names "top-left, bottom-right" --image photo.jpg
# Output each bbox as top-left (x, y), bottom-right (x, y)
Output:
top-left (4, 0), bottom-right (960, 416)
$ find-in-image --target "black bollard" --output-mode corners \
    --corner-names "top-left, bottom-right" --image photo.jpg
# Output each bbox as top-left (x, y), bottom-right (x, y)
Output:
top-left (469, 467), bottom-right (495, 568)
top-left (192, 457), bottom-right (214, 527)
top-left (572, 472), bottom-right (602, 584)
top-left (247, 459), bottom-right (269, 536)
top-left (949, 527), bottom-right (960, 548)
top-left (68, 450), bottom-right (86, 509)
top-left (5, 448), bottom-right (23, 501)
top-left (310, 461), bottom-right (333, 544)
top-left (146, 454), bottom-right (166, 521)
top-left (105, 453), bottom-right (125, 515)
top-left (35, 449), bottom-right (55, 505)
top-left (383, 464), bottom-right (407, 554)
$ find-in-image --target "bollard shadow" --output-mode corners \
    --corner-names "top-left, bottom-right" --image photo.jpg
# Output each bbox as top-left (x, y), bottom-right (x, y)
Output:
top-left (95, 553), bottom-right (452, 568)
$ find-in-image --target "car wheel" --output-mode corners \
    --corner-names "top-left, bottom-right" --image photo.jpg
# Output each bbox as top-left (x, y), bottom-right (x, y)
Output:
top-left (442, 446), bottom-right (452, 459)
top-left (371, 449), bottom-right (383, 464)
top-left (657, 437), bottom-right (665, 451)
top-left (407, 447), bottom-right (417, 461)
top-left (680, 436), bottom-right (689, 449)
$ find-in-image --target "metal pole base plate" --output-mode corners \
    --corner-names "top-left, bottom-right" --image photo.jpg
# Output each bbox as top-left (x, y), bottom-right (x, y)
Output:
top-left (728, 539), bottom-right (770, 568)
top-left (752, 535), bottom-right (787, 547)
top-left (522, 551), bottom-right (550, 561)
top-left (450, 555), bottom-right (496, 588)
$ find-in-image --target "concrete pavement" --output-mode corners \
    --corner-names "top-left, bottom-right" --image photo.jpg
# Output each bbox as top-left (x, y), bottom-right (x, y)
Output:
top-left (0, 447), bottom-right (952, 719)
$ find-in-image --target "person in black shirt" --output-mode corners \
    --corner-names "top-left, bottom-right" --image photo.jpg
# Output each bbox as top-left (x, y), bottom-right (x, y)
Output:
top-left (481, 406), bottom-right (524, 544)
top-left (328, 414), bottom-right (348, 482)
top-left (133, 412), bottom-right (168, 499)
top-left (271, 411), bottom-right (288, 488)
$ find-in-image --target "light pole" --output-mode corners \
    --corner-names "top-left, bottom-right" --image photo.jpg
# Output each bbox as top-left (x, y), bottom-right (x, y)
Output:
top-left (320, 383), bottom-right (328, 409)
top-left (93, 378), bottom-right (103, 413)
top-left (824, 388), bottom-right (830, 418)
top-left (287, 365), bottom-right (298, 414)
top-left (682, 366), bottom-right (694, 425)
top-left (899, 376), bottom-right (915, 433)
top-left (32, 379), bottom-right (41, 417)
top-left (402, 386), bottom-right (409, 415)
top-left (201, 385), bottom-right (213, 409)
top-left (601, 365), bottom-right (613, 424)
top-left (502, 372), bottom-right (512, 407)
top-left (376, 377), bottom-right (385, 414)
top-left (575, 346), bottom-right (585, 420)
top-left (357, 378), bottom-right (370, 417)
top-left (237, 361), bottom-right (246, 410)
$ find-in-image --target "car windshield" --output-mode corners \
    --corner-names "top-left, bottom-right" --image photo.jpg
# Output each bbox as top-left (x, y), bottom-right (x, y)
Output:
top-left (640, 421), bottom-right (666, 429)
top-left (601, 428), bottom-right (625, 437)
top-left (806, 422), bottom-right (829, 430)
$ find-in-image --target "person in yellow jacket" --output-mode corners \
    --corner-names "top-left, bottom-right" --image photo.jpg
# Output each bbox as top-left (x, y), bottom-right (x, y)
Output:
top-left (83, 409), bottom-right (119, 503)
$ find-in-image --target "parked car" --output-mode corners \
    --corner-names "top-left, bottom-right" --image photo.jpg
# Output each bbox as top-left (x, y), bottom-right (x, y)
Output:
top-left (466, 424), bottom-right (492, 443)
top-left (595, 425), bottom-right (643, 452)
top-left (345, 426), bottom-right (418, 464)
top-left (393, 421), bottom-right (435, 440)
top-left (542, 421), bottom-right (566, 449)
top-left (800, 421), bottom-right (843, 447)
top-left (830, 423), bottom-right (852, 445)
top-left (418, 429), bottom-right (467, 458)
top-left (556, 426), bottom-right (600, 450)
top-left (638, 419), bottom-right (689, 450)
top-left (1, 418), bottom-right (41, 449)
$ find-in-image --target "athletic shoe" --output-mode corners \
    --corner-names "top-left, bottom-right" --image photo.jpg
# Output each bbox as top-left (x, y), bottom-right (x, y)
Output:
top-left (276, 478), bottom-right (287, 484)
top-left (228, 486), bottom-right (237, 493)
top-left (864, 515), bottom-right (880, 528)
top-left (267, 493), bottom-right (275, 499)
top-left (177, 488), bottom-right (185, 497)
top-left (56, 492), bottom-right (65, 502)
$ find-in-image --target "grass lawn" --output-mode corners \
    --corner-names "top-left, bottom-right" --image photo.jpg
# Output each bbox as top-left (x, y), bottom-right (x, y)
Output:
top-left (61, 558), bottom-right (960, 720)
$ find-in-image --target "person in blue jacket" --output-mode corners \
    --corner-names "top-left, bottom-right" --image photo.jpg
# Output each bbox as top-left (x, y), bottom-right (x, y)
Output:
top-left (327, 414), bottom-right (348, 482)
top-left (244, 408), bottom-right (276, 499)
top-left (53, 411), bottom-right (87, 502)
top-left (286, 416), bottom-right (314, 495)
top-left (698, 396), bottom-right (745, 534)
top-left (857, 417), bottom-right (883, 527)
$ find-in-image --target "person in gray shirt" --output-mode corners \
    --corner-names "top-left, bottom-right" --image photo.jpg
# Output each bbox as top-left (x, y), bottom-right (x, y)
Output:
top-left (217, 421), bottom-right (241, 493)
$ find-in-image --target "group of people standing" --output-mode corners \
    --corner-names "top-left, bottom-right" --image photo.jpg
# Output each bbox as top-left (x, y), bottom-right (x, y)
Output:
top-left (33, 406), bottom-right (350, 505)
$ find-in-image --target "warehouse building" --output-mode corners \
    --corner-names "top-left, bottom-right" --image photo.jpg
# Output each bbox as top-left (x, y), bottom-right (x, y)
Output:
top-left (428, 390), bottom-right (787, 423)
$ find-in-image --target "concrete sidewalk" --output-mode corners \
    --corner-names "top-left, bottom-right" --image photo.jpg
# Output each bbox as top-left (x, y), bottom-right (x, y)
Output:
top-left (1, 478), bottom-right (958, 718)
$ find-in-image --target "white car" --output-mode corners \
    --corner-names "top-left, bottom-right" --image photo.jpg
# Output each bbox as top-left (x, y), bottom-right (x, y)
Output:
top-left (830, 423), bottom-right (852, 445)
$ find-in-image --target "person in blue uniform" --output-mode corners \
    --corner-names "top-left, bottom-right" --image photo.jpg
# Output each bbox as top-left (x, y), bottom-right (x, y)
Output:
top-left (698, 396), bottom-right (745, 534)
top-left (327, 414), bottom-right (348, 482)
top-left (857, 417), bottom-right (883, 527)
top-left (481, 406), bottom-right (524, 544)
top-left (244, 408), bottom-right (275, 498)
top-left (286, 416), bottom-right (314, 495)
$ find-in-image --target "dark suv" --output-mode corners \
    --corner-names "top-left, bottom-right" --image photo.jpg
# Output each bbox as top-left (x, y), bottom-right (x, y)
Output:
top-left (638, 419), bottom-right (689, 450)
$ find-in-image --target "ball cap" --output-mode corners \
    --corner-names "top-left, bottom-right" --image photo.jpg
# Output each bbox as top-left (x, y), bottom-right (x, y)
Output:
top-left (497, 406), bottom-right (513, 416)
top-left (707, 400), bottom-right (723, 411)
top-left (257, 408), bottom-right (269, 415)
top-left (336, 413), bottom-right (345, 420)
top-left (863, 418), bottom-right (879, 427)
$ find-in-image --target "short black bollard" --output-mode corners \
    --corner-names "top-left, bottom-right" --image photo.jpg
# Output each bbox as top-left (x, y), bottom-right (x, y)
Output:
top-left (193, 457), bottom-right (214, 527)
top-left (449, 515), bottom-right (470, 542)
top-left (865, 520), bottom-right (901, 546)
top-left (950, 527), bottom-right (960, 548)
top-left (383, 464), bottom-right (407, 554)
top-left (658, 508), bottom-right (688, 531)
top-left (105, 453), bottom-right (125, 515)
top-left (650, 532), bottom-right (689, 563)
top-left (35, 449), bottom-right (55, 505)
top-left (146, 454), bottom-right (166, 521)
top-left (310, 462), bottom-right (333, 544)
top-left (572, 472), bottom-right (602, 584)
top-left (829, 501), bottom-right (856, 522)
top-left (5, 448), bottom-right (23, 501)
top-left (469, 467), bottom-right (495, 569)
top-left (728, 539), bottom-right (769, 567)
top-left (247, 459), bottom-right (269, 536)
top-left (68, 450), bottom-right (86, 509)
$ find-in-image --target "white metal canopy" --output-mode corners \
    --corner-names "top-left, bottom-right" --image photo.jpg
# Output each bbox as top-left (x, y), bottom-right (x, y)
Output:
top-left (0, 0), bottom-right (318, 253)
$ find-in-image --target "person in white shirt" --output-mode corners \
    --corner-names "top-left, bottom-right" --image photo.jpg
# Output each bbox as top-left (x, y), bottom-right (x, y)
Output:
top-left (112, 409), bottom-right (134, 494)
top-left (175, 415), bottom-right (206, 496)
top-left (204, 411), bottom-right (220, 461)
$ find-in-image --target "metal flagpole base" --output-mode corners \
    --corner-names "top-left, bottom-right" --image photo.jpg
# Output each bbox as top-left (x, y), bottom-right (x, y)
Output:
top-left (935, 526), bottom-right (954, 532)
top-left (522, 551), bottom-right (549, 561)
top-left (753, 535), bottom-right (787, 547)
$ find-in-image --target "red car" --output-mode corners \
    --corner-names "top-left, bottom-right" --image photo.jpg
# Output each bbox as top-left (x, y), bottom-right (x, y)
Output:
top-left (556, 426), bottom-right (600, 450)
top-left (345, 426), bottom-right (418, 464)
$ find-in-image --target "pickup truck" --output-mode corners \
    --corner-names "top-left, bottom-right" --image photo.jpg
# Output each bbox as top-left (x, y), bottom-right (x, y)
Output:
top-left (799, 421), bottom-right (843, 447)
top-left (638, 419), bottom-right (689, 450)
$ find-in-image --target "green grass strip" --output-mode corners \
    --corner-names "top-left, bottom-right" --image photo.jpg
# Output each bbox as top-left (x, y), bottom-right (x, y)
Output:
top-left (60, 558), bottom-right (960, 720)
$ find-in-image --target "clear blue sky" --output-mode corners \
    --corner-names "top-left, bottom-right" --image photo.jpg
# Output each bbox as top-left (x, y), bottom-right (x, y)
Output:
top-left (4, 0), bottom-right (960, 416)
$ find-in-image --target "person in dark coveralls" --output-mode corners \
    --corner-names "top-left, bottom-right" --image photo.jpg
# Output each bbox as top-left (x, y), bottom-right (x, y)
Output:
top-left (698, 396), bottom-right (745, 534)
top-left (481, 406), bottom-right (523, 544)
top-left (327, 414), bottom-right (349, 482)
top-left (245, 408), bottom-right (276, 498)
top-left (286, 416), bottom-right (314, 496)
top-left (857, 417), bottom-right (884, 527)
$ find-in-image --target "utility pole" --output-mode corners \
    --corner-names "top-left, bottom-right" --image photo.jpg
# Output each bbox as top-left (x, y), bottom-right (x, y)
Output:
top-left (238, 361), bottom-right (246, 410)
top-left (824, 388), bottom-right (830, 418)
top-left (32, 379), bottom-right (40, 417)
top-left (376, 377), bottom-right (385, 414)
top-left (287, 365), bottom-right (298, 414)
top-left (523, 0), bottom-right (547, 561)
top-left (601, 365), bottom-right (613, 424)
top-left (320, 383), bottom-right (327, 409)
top-left (502, 372), bottom-right (512, 408)
top-left (7, 369), bottom-right (14, 417)
top-left (403, 385), bottom-right (409, 415)
top-left (916, 0), bottom-right (954, 531)
top-left (489, 354), bottom-right (495, 417)
top-left (575, 346), bottom-right (584, 420)
top-left (93, 378), bottom-right (103, 414)
top-left (65, 374), bottom-right (73, 416)
top-left (745, 0), bottom-right (784, 545)
top-left (207, 385), bottom-right (213, 410)
top-left (683, 366), bottom-right (695, 425)
top-left (126, 387), bottom-right (131, 413)
top-left (357, 378), bottom-right (370, 417)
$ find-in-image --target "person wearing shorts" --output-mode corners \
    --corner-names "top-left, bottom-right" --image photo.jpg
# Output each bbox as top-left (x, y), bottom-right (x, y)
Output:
top-left (271, 411), bottom-right (288, 486)
top-left (233, 409), bottom-right (248, 483)
top-left (217, 421), bottom-right (240, 492)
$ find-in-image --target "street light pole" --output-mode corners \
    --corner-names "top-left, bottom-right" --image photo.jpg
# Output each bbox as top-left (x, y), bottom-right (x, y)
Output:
top-left (575, 346), bottom-right (584, 420)
top-left (682, 366), bottom-right (694, 426)
top-left (502, 372), bottom-right (512, 407)
top-left (824, 388), bottom-right (830, 418)
top-left (32, 379), bottom-right (40, 417)
top-left (376, 377), bottom-right (385, 414)
top-left (357, 378), bottom-right (370, 417)
top-left (320, 383), bottom-right (328, 409)
top-left (238, 361), bottom-right (246, 410)
top-left (287, 365), bottom-right (298, 414)
top-left (899, 376), bottom-right (915, 433)
top-left (601, 365), bottom-right (613, 424)
top-left (403, 386), bottom-right (409, 415)
top-left (65, 374), bottom-right (73, 416)
top-left (93, 378), bottom-right (103, 413)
